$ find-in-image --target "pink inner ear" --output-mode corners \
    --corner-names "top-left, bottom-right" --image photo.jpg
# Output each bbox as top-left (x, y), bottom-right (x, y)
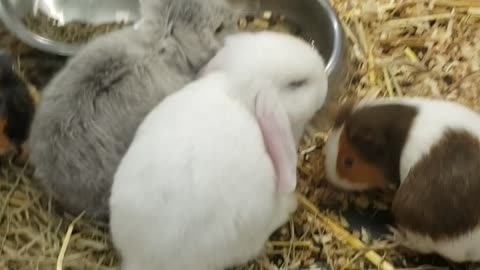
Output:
top-left (255, 88), bottom-right (298, 194)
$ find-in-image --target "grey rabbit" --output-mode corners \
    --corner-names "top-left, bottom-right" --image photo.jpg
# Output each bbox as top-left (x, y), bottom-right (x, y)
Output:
top-left (28, 0), bottom-right (245, 221)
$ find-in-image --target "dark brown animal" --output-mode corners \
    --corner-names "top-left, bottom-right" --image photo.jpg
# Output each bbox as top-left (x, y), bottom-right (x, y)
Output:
top-left (0, 51), bottom-right (39, 161)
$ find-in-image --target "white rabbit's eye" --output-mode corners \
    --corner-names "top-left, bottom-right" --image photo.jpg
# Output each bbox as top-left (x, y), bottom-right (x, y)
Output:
top-left (288, 79), bottom-right (308, 88)
top-left (215, 23), bottom-right (224, 34)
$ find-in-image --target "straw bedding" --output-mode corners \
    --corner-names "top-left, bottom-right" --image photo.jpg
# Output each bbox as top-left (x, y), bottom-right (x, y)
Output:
top-left (2, 0), bottom-right (480, 269)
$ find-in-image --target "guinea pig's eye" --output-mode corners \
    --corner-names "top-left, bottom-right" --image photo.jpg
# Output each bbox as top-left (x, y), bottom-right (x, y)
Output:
top-left (344, 158), bottom-right (354, 168)
top-left (288, 79), bottom-right (308, 88)
top-left (214, 23), bottom-right (224, 34)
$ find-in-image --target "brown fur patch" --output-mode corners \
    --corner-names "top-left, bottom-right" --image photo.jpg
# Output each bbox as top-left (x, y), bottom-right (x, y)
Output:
top-left (342, 103), bottom-right (418, 187)
top-left (336, 128), bottom-right (387, 188)
top-left (332, 100), bottom-right (356, 128)
top-left (0, 115), bottom-right (15, 155)
top-left (392, 129), bottom-right (480, 241)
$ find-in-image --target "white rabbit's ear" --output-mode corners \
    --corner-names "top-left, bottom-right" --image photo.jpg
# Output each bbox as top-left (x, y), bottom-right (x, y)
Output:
top-left (255, 88), bottom-right (297, 194)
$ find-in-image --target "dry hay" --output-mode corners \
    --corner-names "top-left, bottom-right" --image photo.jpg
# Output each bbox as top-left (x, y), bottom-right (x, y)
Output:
top-left (2, 0), bottom-right (480, 269)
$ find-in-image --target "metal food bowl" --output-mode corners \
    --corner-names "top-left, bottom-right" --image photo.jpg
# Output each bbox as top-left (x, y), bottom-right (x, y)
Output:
top-left (0, 0), bottom-right (140, 56)
top-left (0, 0), bottom-right (350, 120)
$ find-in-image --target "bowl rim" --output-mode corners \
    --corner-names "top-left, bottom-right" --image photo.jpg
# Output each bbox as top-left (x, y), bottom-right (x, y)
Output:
top-left (316, 0), bottom-right (346, 78)
top-left (0, 0), bottom-right (81, 56)
top-left (0, 0), bottom-right (347, 73)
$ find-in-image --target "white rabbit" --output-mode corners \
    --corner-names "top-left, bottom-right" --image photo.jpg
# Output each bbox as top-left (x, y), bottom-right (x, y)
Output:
top-left (28, 0), bottom-right (245, 221)
top-left (109, 31), bottom-right (328, 270)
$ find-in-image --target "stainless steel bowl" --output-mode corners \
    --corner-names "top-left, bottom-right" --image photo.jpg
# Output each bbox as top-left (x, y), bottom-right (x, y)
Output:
top-left (0, 0), bottom-right (140, 56)
top-left (0, 0), bottom-right (350, 130)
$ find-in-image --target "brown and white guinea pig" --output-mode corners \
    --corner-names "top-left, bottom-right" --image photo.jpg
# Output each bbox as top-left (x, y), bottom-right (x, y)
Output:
top-left (0, 50), bottom-right (39, 161)
top-left (323, 96), bottom-right (480, 263)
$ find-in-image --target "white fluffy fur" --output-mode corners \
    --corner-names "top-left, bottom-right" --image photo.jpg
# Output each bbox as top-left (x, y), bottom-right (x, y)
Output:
top-left (110, 74), bottom-right (298, 270)
top-left (324, 96), bottom-right (480, 262)
top-left (109, 31), bottom-right (328, 270)
top-left (393, 226), bottom-right (480, 263)
top-left (200, 31), bottom-right (329, 143)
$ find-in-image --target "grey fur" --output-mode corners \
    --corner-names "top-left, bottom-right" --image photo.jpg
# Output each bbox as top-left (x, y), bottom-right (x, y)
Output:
top-left (28, 0), bottom-right (242, 221)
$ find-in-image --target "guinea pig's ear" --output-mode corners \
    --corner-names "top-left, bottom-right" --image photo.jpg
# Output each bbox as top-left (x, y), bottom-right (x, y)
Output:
top-left (330, 100), bottom-right (356, 128)
top-left (347, 125), bottom-right (387, 154)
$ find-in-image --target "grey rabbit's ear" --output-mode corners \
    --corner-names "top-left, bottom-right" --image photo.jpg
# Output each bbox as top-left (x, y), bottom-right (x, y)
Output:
top-left (224, 0), bottom-right (260, 15)
top-left (330, 100), bottom-right (356, 128)
top-left (139, 0), bottom-right (178, 23)
top-left (139, 0), bottom-right (194, 25)
top-left (139, 0), bottom-right (239, 21)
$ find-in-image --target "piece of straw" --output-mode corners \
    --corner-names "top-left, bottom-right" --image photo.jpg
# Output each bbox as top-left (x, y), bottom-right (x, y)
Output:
top-left (383, 67), bottom-right (395, 97)
top-left (269, 241), bottom-right (321, 252)
top-left (355, 20), bottom-right (377, 86)
top-left (56, 212), bottom-right (85, 270)
top-left (296, 193), bottom-right (396, 270)
top-left (435, 0), bottom-right (480, 8)
top-left (404, 47), bottom-right (420, 63)
top-left (383, 13), bottom-right (453, 29)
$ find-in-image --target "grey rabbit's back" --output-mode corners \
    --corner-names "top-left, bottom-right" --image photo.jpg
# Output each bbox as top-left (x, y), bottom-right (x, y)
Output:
top-left (29, 27), bottom-right (193, 220)
top-left (29, 0), bottom-right (243, 221)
